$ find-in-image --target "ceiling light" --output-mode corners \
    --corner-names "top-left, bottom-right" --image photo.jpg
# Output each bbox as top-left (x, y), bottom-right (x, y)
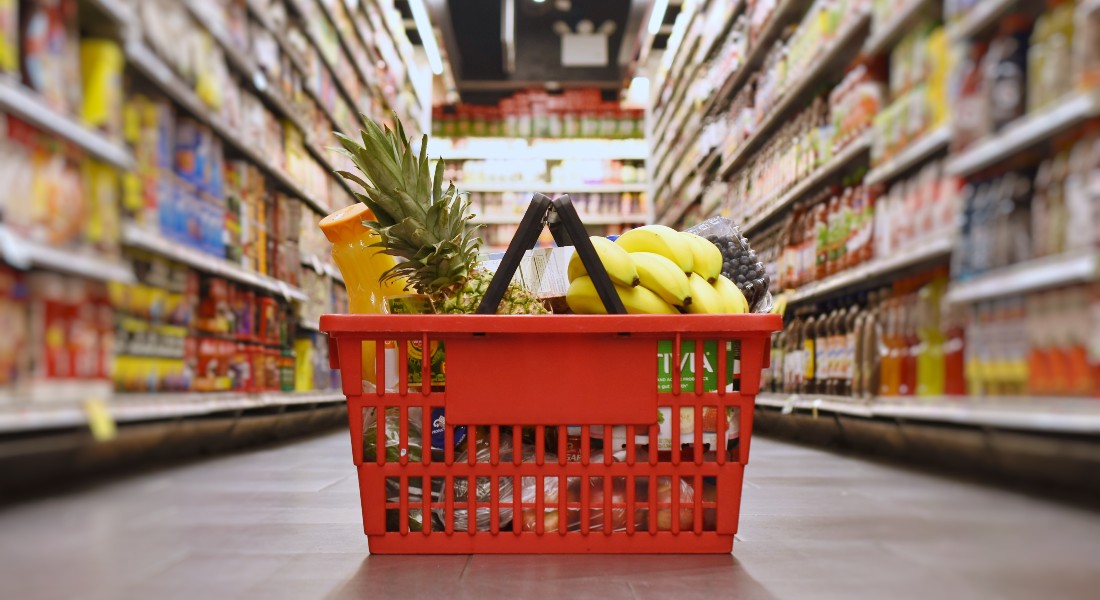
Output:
top-left (409, 0), bottom-right (443, 75)
top-left (532, 0), bottom-right (546, 3)
top-left (647, 0), bottom-right (669, 35)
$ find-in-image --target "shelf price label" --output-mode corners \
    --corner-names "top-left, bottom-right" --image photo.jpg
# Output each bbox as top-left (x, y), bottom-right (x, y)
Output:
top-left (83, 399), bottom-right (117, 442)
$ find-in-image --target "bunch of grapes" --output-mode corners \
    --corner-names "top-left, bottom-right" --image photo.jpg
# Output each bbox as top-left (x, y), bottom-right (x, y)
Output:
top-left (707, 233), bottom-right (770, 309)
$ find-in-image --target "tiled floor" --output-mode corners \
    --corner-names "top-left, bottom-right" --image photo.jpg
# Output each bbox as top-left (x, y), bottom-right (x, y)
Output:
top-left (1, 431), bottom-right (1099, 599)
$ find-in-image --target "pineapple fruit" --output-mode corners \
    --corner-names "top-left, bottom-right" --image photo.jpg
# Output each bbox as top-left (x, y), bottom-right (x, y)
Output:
top-left (332, 115), bottom-right (548, 315)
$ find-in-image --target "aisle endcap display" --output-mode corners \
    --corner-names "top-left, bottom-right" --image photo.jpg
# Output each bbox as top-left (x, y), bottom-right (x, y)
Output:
top-left (946, 90), bottom-right (1100, 177)
top-left (757, 392), bottom-right (1100, 435)
top-left (944, 249), bottom-right (1100, 305)
top-left (0, 79), bottom-right (134, 171)
top-left (865, 125), bottom-right (951, 185)
top-left (0, 226), bottom-right (136, 285)
top-left (471, 213), bottom-right (650, 226)
top-left (122, 224), bottom-right (308, 302)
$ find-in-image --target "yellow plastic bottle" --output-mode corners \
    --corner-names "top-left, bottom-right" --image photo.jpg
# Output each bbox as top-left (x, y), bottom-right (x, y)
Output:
top-left (319, 203), bottom-right (407, 384)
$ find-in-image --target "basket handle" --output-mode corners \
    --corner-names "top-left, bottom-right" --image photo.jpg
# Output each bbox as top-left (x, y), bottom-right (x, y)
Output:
top-left (475, 193), bottom-right (626, 314)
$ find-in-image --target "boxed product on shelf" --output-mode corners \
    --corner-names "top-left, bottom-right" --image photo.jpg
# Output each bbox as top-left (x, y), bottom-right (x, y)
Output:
top-left (19, 0), bottom-right (80, 114)
top-left (0, 265), bottom-right (28, 392)
top-left (0, 0), bottom-right (16, 75)
top-left (872, 23), bottom-right (950, 162)
top-left (0, 114), bottom-right (122, 253)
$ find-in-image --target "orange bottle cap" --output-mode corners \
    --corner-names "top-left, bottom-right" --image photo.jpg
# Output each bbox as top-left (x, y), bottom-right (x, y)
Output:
top-left (319, 203), bottom-right (376, 243)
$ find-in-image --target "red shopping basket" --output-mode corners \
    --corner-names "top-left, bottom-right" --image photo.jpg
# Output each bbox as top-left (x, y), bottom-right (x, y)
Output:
top-left (320, 195), bottom-right (781, 553)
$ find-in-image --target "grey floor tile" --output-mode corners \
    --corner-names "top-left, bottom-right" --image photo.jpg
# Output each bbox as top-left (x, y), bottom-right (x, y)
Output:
top-left (2, 433), bottom-right (1099, 600)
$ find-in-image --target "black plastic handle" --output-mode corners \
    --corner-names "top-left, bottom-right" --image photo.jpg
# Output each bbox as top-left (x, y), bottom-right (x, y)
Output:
top-left (475, 193), bottom-right (625, 315)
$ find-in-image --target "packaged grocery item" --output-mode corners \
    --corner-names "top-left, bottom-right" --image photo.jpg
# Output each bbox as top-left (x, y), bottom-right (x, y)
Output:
top-left (319, 204), bottom-right (407, 384)
top-left (686, 216), bottom-right (772, 312)
top-left (20, 0), bottom-right (80, 114)
top-left (79, 39), bottom-right (123, 138)
top-left (0, 0), bottom-right (17, 74)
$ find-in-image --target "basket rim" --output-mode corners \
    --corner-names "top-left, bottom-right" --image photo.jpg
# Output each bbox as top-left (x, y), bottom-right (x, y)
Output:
top-left (320, 313), bottom-right (783, 335)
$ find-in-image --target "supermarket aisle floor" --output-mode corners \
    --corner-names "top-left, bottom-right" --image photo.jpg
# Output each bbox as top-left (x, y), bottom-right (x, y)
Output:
top-left (2, 433), bottom-right (1099, 600)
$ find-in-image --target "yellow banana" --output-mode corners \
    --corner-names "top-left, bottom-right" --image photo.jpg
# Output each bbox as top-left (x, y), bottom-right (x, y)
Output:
top-left (631, 251), bottom-right (693, 308)
top-left (566, 276), bottom-right (678, 315)
top-left (680, 232), bottom-right (723, 283)
top-left (614, 225), bottom-right (694, 274)
top-left (712, 275), bottom-right (749, 314)
top-left (686, 273), bottom-right (726, 314)
top-left (567, 236), bottom-right (640, 287)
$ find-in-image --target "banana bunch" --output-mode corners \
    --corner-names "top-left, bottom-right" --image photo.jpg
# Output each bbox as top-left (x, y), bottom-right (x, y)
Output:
top-left (566, 227), bottom-right (750, 315)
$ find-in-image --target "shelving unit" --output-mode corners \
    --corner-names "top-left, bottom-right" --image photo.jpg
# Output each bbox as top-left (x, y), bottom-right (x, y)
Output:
top-left (122, 224), bottom-right (309, 302)
top-left (0, 0), bottom-right (420, 445)
top-left (864, 0), bottom-right (938, 57)
top-left (461, 183), bottom-right (648, 194)
top-left (0, 390), bottom-right (344, 434)
top-left (718, 10), bottom-right (871, 179)
top-left (757, 392), bottom-right (1100, 435)
top-left (946, 90), bottom-right (1100, 176)
top-left (946, 0), bottom-right (1016, 41)
top-left (471, 213), bottom-right (648, 226)
top-left (789, 232), bottom-right (954, 303)
top-left (0, 227), bottom-right (136, 284)
top-left (0, 79), bottom-right (134, 170)
top-left (428, 138), bottom-right (648, 161)
top-left (865, 125), bottom-right (952, 185)
top-left (945, 250), bottom-right (1100, 304)
top-left (741, 134), bottom-right (872, 235)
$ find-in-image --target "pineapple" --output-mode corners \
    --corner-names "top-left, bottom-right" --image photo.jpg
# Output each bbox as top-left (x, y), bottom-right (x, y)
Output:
top-left (332, 115), bottom-right (548, 315)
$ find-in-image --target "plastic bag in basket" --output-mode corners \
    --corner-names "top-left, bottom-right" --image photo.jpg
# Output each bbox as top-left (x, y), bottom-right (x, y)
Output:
top-left (442, 432), bottom-right (518, 532)
top-left (685, 216), bottom-right (773, 313)
top-left (362, 407), bottom-right (433, 531)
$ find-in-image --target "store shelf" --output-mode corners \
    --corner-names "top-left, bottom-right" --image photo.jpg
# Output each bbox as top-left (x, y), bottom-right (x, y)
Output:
top-left (300, 254), bottom-right (344, 283)
top-left (0, 390), bottom-right (344, 434)
top-left (741, 133), bottom-right (872, 235)
top-left (87, 0), bottom-right (133, 27)
top-left (427, 138), bottom-right (648, 161)
top-left (758, 392), bottom-right (1100, 434)
top-left (656, 192), bottom-right (701, 228)
top-left (472, 213), bottom-right (648, 226)
top-left (866, 125), bottom-right (952, 185)
top-left (946, 91), bottom-right (1100, 177)
top-left (122, 224), bottom-right (308, 302)
top-left (0, 226), bottom-right (135, 283)
top-left (789, 232), bottom-right (954, 303)
top-left (719, 10), bottom-right (871, 179)
top-left (124, 40), bottom-right (332, 216)
top-left (459, 183), bottom-right (648, 194)
top-left (945, 250), bottom-right (1099, 305)
top-left (947, 0), bottom-right (1015, 41)
top-left (0, 78), bottom-right (135, 170)
top-left (863, 0), bottom-right (936, 56)
top-left (706, 0), bottom-right (805, 124)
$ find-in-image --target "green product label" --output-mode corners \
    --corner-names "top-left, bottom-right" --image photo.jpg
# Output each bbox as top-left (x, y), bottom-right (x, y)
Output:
top-left (386, 295), bottom-right (446, 385)
top-left (657, 340), bottom-right (740, 393)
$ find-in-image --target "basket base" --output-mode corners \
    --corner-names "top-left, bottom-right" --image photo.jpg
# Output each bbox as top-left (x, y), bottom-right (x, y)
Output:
top-left (365, 531), bottom-right (735, 554)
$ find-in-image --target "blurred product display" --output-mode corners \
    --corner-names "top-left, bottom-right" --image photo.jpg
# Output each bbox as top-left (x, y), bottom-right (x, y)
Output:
top-left (0, 0), bottom-right (425, 433)
top-left (651, 0), bottom-right (1100, 435)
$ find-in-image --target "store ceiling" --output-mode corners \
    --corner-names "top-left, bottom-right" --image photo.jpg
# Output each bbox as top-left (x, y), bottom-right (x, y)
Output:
top-left (399, 0), bottom-right (658, 104)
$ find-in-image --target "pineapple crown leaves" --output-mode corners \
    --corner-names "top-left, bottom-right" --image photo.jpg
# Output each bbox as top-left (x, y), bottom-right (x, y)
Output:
top-left (330, 113), bottom-right (481, 298)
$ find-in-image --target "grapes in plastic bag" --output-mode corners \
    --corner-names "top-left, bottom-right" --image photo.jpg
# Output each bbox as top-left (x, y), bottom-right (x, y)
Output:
top-left (685, 217), bottom-right (773, 313)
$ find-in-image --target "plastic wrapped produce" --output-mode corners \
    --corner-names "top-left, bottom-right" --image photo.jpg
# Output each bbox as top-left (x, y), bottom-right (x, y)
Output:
top-left (686, 217), bottom-right (773, 312)
top-left (445, 433), bottom-right (517, 532)
top-left (362, 407), bottom-right (432, 531)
